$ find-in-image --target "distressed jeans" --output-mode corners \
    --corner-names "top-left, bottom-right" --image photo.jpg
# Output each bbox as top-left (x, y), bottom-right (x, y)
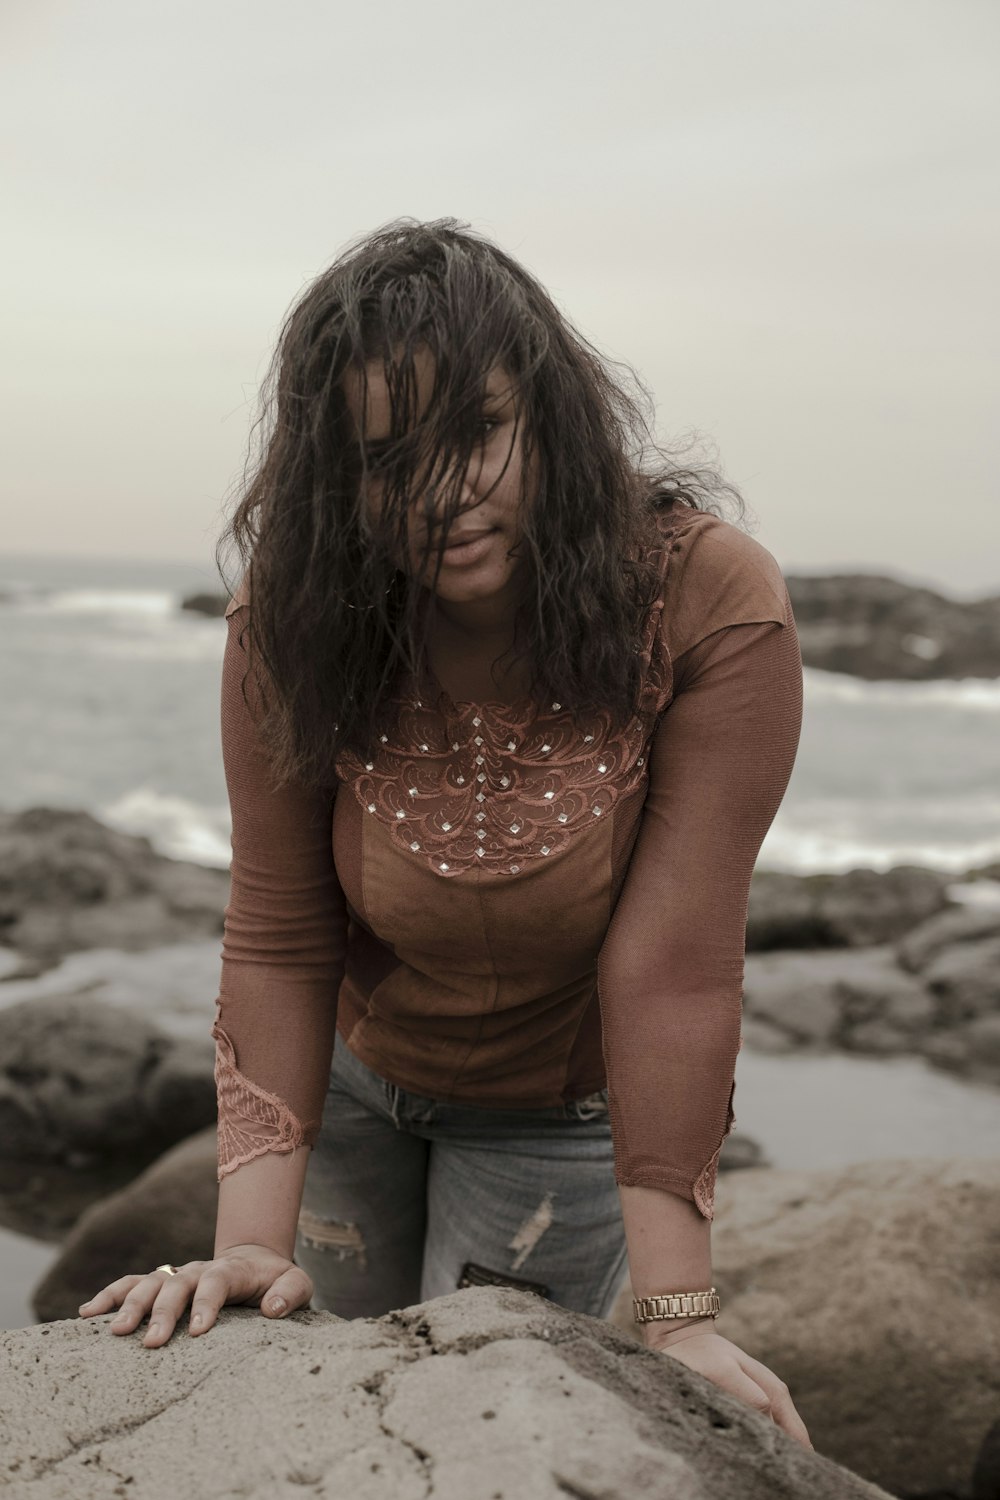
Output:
top-left (294, 1028), bottom-right (630, 1321)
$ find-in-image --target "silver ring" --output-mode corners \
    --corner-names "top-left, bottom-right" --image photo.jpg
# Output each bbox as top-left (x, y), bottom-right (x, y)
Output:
top-left (155, 1263), bottom-right (179, 1276)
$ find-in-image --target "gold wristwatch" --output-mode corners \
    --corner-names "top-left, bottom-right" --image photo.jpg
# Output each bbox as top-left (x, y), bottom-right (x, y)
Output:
top-left (632, 1287), bottom-right (721, 1323)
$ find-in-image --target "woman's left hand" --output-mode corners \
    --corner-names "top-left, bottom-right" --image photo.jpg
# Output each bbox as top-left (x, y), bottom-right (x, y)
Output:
top-left (642, 1322), bottom-right (814, 1451)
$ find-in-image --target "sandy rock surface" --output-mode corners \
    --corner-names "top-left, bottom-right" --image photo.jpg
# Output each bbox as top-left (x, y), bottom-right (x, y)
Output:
top-left (3, 1285), bottom-right (888, 1500)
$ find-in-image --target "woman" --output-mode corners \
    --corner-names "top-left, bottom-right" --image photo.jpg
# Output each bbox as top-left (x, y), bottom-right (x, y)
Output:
top-left (79, 218), bottom-right (811, 1449)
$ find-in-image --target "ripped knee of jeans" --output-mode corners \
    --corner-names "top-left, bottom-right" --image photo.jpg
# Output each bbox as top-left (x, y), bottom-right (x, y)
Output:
top-left (297, 1208), bottom-right (367, 1269)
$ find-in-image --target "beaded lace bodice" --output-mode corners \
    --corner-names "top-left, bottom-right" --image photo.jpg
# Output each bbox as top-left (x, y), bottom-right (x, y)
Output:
top-left (333, 518), bottom-right (678, 878)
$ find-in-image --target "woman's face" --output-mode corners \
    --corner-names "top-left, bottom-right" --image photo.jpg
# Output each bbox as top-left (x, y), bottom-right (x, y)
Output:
top-left (341, 345), bottom-right (534, 612)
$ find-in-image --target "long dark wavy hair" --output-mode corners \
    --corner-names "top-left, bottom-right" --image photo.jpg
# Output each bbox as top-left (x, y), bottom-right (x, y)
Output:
top-left (214, 215), bottom-right (747, 790)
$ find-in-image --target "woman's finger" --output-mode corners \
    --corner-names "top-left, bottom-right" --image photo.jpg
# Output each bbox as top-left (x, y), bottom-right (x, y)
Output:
top-left (142, 1266), bottom-right (204, 1348)
top-left (77, 1275), bottom-right (148, 1320)
top-left (736, 1352), bottom-right (814, 1449)
top-left (259, 1265), bottom-right (315, 1319)
top-left (188, 1263), bottom-right (246, 1336)
top-left (107, 1276), bottom-right (167, 1335)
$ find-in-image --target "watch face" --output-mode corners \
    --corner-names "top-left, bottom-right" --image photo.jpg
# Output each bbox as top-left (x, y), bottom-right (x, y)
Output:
top-left (457, 1260), bottom-right (551, 1300)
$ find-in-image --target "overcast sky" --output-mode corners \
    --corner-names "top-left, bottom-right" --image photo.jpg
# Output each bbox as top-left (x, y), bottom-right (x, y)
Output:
top-left (3, 0), bottom-right (997, 597)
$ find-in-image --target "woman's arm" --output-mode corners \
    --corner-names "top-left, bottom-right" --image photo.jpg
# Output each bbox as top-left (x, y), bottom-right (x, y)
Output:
top-left (212, 596), bottom-right (348, 1247)
top-left (598, 578), bottom-right (803, 1300)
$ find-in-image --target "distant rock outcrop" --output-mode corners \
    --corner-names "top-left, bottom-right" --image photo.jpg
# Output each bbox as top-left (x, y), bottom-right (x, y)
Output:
top-left (785, 572), bottom-right (1000, 680)
top-left (179, 590), bottom-right (228, 617)
top-left (746, 865), bottom-right (951, 949)
top-left (5, 1284), bottom-right (889, 1498)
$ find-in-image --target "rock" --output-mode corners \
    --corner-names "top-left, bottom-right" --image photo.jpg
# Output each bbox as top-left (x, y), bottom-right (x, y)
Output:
top-left (918, 1014), bottom-right (1000, 1086)
top-left (32, 1128), bottom-right (218, 1322)
top-left (179, 590), bottom-right (228, 617)
top-left (896, 902), bottom-right (1000, 973)
top-left (742, 947), bottom-right (930, 1047)
top-left (4, 1286), bottom-right (888, 1499)
top-left (0, 939), bottom-right (225, 1043)
top-left (0, 806), bottom-right (229, 970)
top-left (738, 1015), bottom-right (802, 1053)
top-left (920, 936), bottom-right (1000, 1025)
top-left (785, 572), bottom-right (1000, 680)
top-left (0, 996), bottom-right (216, 1167)
top-left (741, 943), bottom-right (1000, 1086)
top-left (747, 866), bottom-right (950, 950)
top-left (613, 1157), bottom-right (1000, 1499)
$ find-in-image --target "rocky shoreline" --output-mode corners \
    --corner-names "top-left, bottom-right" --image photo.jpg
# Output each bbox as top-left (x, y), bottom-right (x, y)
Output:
top-left (1, 804), bottom-right (997, 1235)
top-left (2, 805), bottom-right (998, 1496)
top-left (182, 569), bottom-right (1000, 681)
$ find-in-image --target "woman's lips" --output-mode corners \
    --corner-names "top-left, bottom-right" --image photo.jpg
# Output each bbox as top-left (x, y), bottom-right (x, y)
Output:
top-left (435, 528), bottom-right (499, 567)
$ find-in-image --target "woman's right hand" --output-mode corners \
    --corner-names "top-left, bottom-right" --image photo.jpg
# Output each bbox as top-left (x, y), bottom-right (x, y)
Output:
top-left (77, 1244), bottom-right (315, 1347)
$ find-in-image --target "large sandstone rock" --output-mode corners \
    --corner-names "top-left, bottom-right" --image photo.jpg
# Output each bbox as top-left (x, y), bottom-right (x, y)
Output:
top-left (0, 995), bottom-right (216, 1167)
top-left (3, 1285), bottom-right (887, 1499)
top-left (0, 806), bottom-right (229, 971)
top-left (610, 1156), bottom-right (1000, 1500)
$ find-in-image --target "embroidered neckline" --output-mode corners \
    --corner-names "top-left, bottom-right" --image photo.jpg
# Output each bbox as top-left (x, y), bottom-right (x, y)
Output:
top-left (334, 505), bottom-right (688, 876)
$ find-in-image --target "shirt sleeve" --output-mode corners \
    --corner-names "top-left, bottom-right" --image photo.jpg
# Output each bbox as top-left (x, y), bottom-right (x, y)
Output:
top-left (597, 523), bottom-right (803, 1219)
top-left (211, 596), bottom-right (348, 1182)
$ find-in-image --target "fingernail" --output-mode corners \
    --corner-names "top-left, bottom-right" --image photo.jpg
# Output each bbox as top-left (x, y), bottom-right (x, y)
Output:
top-left (269, 1297), bottom-right (286, 1315)
top-left (79, 1301), bottom-right (91, 1311)
top-left (191, 1314), bottom-right (203, 1329)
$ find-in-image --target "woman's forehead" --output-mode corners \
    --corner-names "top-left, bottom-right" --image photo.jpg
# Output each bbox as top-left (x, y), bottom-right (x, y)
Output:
top-left (341, 348), bottom-right (515, 440)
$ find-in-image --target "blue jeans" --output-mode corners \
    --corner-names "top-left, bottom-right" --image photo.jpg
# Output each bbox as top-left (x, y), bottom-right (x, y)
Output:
top-left (294, 1029), bottom-right (630, 1320)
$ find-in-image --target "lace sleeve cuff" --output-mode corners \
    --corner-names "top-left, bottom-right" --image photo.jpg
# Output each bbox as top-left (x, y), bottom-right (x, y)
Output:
top-left (211, 1016), bottom-right (316, 1181)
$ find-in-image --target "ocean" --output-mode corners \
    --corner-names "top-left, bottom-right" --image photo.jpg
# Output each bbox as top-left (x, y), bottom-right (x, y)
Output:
top-left (2, 551), bottom-right (998, 879)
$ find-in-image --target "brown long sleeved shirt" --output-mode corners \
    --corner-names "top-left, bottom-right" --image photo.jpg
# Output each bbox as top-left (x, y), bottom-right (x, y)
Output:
top-left (211, 502), bottom-right (803, 1219)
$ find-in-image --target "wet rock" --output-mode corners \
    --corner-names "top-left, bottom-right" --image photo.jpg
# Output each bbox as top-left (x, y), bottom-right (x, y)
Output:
top-left (0, 806), bottom-right (229, 970)
top-left (785, 572), bottom-right (1000, 680)
top-left (742, 947), bottom-right (928, 1046)
top-left (179, 590), bottom-right (228, 617)
top-left (742, 942), bottom-right (1000, 1087)
top-left (747, 866), bottom-right (950, 950)
top-left (5, 1284), bottom-right (887, 1498)
top-left (32, 1128), bottom-right (218, 1323)
top-left (895, 902), bottom-right (1000, 973)
top-left (0, 995), bottom-right (216, 1168)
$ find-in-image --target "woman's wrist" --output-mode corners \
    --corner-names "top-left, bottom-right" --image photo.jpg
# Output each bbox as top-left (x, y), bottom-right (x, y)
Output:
top-left (618, 1181), bottom-right (713, 1296)
top-left (641, 1315), bottom-right (717, 1349)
